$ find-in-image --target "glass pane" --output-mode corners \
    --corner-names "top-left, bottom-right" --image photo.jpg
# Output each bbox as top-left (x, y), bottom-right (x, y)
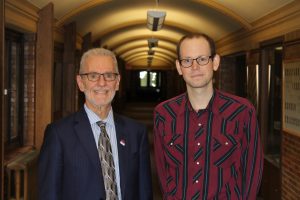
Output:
top-left (10, 42), bottom-right (20, 140)
top-left (150, 72), bottom-right (157, 87)
top-left (139, 71), bottom-right (148, 87)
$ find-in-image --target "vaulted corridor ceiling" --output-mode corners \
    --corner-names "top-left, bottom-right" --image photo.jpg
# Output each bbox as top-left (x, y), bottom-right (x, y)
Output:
top-left (27, 0), bottom-right (294, 69)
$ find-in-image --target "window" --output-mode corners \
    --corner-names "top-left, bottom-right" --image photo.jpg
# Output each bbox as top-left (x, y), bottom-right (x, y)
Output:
top-left (139, 71), bottom-right (148, 87)
top-left (136, 70), bottom-right (162, 101)
top-left (4, 29), bottom-right (24, 148)
top-left (139, 71), bottom-right (161, 88)
top-left (150, 72), bottom-right (157, 87)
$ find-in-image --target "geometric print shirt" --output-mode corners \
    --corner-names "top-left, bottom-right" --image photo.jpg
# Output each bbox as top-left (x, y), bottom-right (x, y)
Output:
top-left (153, 89), bottom-right (263, 200)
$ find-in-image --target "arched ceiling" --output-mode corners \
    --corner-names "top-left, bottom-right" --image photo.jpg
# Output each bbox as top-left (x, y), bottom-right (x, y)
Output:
top-left (27, 0), bottom-right (294, 70)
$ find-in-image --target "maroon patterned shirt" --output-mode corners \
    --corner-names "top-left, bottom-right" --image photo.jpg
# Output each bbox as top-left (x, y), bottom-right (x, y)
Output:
top-left (153, 90), bottom-right (263, 200)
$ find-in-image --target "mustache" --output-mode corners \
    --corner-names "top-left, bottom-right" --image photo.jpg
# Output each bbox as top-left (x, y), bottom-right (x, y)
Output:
top-left (93, 87), bottom-right (111, 91)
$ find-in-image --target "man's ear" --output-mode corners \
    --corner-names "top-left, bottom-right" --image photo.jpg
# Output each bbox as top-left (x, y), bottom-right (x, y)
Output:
top-left (76, 75), bottom-right (85, 92)
top-left (212, 54), bottom-right (220, 71)
top-left (175, 59), bottom-right (183, 75)
top-left (116, 75), bottom-right (121, 91)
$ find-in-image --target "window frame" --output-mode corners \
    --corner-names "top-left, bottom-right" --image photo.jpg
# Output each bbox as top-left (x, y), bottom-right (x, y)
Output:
top-left (139, 70), bottom-right (161, 88)
top-left (4, 29), bottom-right (25, 150)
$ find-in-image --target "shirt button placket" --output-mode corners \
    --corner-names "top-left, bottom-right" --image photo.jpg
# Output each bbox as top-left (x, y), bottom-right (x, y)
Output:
top-left (194, 121), bottom-right (203, 187)
top-left (196, 143), bottom-right (201, 166)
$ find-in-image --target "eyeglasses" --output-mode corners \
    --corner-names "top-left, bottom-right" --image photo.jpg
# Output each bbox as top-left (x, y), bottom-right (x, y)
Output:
top-left (79, 72), bottom-right (119, 82)
top-left (179, 55), bottom-right (213, 68)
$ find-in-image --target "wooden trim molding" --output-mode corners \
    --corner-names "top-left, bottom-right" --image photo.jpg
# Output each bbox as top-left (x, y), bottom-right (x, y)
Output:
top-left (285, 29), bottom-right (300, 42)
top-left (5, 0), bottom-right (83, 48)
top-left (5, 0), bottom-right (39, 32)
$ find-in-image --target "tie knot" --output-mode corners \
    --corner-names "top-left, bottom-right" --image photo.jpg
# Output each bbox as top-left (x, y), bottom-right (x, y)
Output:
top-left (96, 121), bottom-right (106, 129)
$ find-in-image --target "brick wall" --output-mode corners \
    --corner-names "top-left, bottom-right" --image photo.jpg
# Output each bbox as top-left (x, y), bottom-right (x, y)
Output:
top-left (281, 132), bottom-right (300, 199)
top-left (23, 33), bottom-right (36, 146)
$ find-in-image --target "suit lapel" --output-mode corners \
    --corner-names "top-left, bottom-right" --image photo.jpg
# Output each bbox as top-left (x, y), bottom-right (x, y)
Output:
top-left (114, 114), bottom-right (128, 198)
top-left (73, 108), bottom-right (103, 179)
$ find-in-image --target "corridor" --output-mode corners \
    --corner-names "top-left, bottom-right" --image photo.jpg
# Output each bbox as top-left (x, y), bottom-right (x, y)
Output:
top-left (1, 0), bottom-right (300, 199)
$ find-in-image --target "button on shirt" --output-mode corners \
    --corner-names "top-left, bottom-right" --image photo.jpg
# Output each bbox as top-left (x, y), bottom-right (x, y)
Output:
top-left (84, 105), bottom-right (122, 200)
top-left (153, 90), bottom-right (263, 200)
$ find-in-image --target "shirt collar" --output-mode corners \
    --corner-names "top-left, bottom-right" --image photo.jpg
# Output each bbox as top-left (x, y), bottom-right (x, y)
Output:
top-left (178, 89), bottom-right (220, 115)
top-left (84, 104), bottom-right (114, 126)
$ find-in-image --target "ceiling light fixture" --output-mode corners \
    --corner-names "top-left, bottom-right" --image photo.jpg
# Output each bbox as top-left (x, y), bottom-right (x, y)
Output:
top-left (147, 10), bottom-right (166, 31)
top-left (148, 49), bottom-right (155, 55)
top-left (148, 38), bottom-right (158, 48)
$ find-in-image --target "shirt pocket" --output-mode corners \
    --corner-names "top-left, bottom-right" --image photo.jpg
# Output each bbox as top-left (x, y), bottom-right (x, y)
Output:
top-left (212, 133), bottom-right (241, 169)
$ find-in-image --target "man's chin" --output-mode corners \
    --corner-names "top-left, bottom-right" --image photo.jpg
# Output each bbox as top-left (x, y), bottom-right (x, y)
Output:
top-left (86, 100), bottom-right (109, 109)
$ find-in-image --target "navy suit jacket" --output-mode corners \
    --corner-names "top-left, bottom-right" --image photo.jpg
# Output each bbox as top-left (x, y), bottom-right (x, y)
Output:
top-left (38, 108), bottom-right (153, 200)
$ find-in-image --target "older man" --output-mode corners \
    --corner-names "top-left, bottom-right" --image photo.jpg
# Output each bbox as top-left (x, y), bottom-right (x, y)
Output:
top-left (39, 48), bottom-right (153, 200)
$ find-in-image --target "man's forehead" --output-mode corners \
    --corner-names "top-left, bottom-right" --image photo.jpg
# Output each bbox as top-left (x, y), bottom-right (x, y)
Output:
top-left (180, 37), bottom-right (210, 53)
top-left (182, 36), bottom-right (209, 46)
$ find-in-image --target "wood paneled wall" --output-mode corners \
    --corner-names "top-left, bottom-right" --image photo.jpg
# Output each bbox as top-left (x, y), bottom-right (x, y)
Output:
top-left (62, 22), bottom-right (77, 116)
top-left (35, 3), bottom-right (54, 149)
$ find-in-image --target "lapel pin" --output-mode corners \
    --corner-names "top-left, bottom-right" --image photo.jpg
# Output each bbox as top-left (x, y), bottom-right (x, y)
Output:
top-left (120, 139), bottom-right (126, 146)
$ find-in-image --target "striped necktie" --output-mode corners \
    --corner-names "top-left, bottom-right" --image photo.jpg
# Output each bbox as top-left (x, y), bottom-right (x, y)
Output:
top-left (97, 121), bottom-right (118, 200)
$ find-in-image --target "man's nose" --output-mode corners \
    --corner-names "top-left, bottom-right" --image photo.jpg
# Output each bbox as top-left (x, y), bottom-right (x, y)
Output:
top-left (191, 59), bottom-right (200, 69)
top-left (97, 74), bottom-right (106, 85)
